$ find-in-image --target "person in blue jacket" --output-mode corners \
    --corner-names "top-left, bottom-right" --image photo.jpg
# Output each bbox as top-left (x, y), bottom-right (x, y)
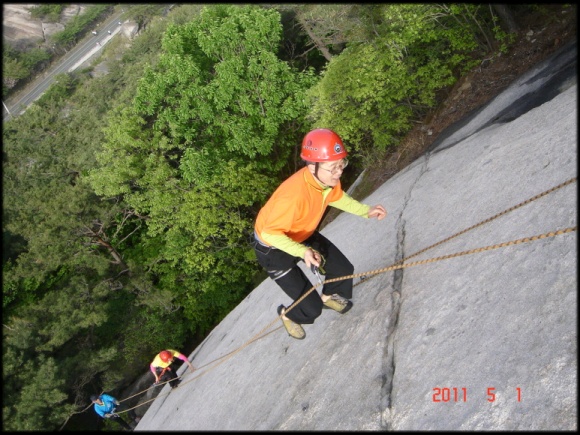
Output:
top-left (91, 393), bottom-right (133, 431)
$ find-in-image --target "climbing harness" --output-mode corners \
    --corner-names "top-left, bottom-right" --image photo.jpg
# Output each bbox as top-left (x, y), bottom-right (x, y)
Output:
top-left (63, 177), bottom-right (576, 425)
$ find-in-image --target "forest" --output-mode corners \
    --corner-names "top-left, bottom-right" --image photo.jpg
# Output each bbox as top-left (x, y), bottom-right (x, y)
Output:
top-left (2, 3), bottom-right (549, 431)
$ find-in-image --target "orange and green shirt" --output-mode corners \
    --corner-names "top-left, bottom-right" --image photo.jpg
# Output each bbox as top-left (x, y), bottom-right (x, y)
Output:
top-left (255, 167), bottom-right (370, 258)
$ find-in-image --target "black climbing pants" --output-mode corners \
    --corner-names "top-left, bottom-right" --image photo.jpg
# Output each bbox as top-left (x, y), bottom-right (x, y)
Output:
top-left (107, 414), bottom-right (133, 431)
top-left (252, 231), bottom-right (354, 324)
top-left (155, 365), bottom-right (180, 388)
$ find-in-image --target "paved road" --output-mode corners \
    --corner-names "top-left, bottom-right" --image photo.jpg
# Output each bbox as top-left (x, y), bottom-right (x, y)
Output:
top-left (3, 11), bottom-right (124, 122)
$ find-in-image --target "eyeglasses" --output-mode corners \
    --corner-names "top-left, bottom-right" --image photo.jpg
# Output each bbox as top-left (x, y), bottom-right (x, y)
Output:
top-left (318, 159), bottom-right (348, 174)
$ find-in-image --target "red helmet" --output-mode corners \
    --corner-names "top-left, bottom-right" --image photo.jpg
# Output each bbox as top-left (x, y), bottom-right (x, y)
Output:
top-left (159, 350), bottom-right (173, 362)
top-left (300, 129), bottom-right (348, 162)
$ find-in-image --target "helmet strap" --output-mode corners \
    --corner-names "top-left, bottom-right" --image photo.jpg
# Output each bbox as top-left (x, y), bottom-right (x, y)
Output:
top-left (312, 163), bottom-right (329, 188)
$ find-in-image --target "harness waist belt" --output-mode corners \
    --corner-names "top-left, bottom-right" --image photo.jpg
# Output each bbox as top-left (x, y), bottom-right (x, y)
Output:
top-left (254, 231), bottom-right (276, 249)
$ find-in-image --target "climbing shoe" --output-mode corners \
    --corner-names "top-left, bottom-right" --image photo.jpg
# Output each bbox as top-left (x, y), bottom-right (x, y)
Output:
top-left (277, 305), bottom-right (305, 340)
top-left (322, 294), bottom-right (353, 314)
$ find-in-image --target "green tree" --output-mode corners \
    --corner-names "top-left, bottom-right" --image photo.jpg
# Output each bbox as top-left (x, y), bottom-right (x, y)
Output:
top-left (19, 47), bottom-right (52, 72)
top-left (29, 4), bottom-right (65, 22)
top-left (2, 77), bottom-right (140, 427)
top-left (306, 3), bottom-right (481, 164)
top-left (2, 352), bottom-right (74, 431)
top-left (3, 44), bottom-right (32, 92)
top-left (278, 4), bottom-right (380, 61)
top-left (88, 4), bottom-right (316, 331)
top-left (2, 5), bottom-right (213, 431)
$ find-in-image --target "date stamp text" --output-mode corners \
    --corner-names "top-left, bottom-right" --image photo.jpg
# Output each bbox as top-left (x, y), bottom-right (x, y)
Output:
top-left (432, 387), bottom-right (522, 402)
